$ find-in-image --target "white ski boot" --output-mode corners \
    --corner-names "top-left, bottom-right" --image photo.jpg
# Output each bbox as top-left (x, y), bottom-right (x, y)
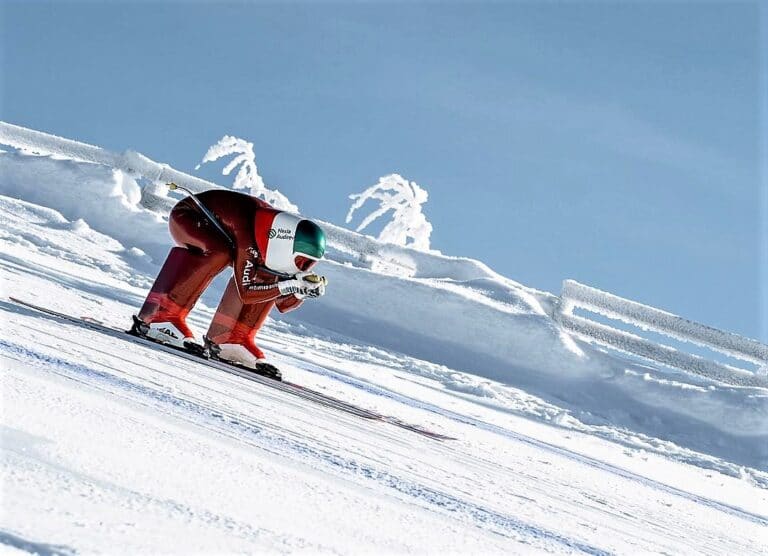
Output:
top-left (130, 315), bottom-right (204, 355)
top-left (144, 321), bottom-right (193, 348)
top-left (204, 337), bottom-right (281, 379)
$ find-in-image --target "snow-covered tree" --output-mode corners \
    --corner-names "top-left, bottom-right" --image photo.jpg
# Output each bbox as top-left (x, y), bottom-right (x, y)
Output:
top-left (196, 135), bottom-right (298, 212)
top-left (345, 174), bottom-right (433, 251)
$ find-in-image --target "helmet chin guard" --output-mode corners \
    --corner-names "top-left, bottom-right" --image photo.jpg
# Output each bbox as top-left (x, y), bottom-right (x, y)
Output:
top-left (263, 212), bottom-right (325, 275)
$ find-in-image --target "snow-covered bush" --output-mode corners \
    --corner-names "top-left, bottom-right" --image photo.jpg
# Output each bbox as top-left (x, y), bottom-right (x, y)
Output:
top-left (196, 135), bottom-right (297, 212)
top-left (345, 174), bottom-right (433, 251)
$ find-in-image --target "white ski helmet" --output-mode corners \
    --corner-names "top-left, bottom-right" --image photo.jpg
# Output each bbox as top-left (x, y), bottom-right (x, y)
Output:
top-left (256, 211), bottom-right (326, 275)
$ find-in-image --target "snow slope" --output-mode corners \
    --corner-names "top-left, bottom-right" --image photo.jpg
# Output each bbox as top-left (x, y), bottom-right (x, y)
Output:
top-left (1, 148), bottom-right (767, 554)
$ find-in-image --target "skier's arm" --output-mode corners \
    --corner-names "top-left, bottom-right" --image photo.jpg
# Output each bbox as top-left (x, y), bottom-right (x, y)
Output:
top-left (233, 243), bottom-right (284, 304)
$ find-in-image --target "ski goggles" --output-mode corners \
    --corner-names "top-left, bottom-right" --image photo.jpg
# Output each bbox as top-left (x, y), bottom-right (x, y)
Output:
top-left (295, 255), bottom-right (318, 272)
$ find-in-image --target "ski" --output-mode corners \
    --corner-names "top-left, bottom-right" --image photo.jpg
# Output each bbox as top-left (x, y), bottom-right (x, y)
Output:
top-left (8, 297), bottom-right (454, 441)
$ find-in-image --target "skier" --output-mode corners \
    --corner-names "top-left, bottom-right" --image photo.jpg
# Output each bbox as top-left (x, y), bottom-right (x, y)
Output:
top-left (134, 188), bottom-right (327, 370)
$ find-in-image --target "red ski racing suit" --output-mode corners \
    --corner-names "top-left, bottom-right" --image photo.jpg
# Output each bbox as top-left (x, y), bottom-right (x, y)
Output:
top-left (138, 190), bottom-right (324, 361)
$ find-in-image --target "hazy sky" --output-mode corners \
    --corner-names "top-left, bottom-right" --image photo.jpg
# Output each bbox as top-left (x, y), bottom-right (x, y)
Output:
top-left (2, 1), bottom-right (766, 340)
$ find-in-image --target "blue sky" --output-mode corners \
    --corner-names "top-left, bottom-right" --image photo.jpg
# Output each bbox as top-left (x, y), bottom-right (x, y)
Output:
top-left (1, 1), bottom-right (766, 340)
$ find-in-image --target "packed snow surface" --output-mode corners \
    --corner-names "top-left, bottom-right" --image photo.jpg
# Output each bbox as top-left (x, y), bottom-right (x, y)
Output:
top-left (1, 149), bottom-right (767, 554)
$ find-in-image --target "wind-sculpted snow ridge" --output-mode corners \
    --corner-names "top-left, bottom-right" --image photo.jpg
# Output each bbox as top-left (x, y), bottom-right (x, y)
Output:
top-left (0, 121), bottom-right (222, 196)
top-left (0, 149), bottom-right (171, 264)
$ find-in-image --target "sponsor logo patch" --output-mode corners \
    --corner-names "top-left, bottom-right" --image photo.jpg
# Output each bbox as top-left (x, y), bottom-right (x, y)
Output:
top-left (269, 227), bottom-right (294, 241)
top-left (242, 259), bottom-right (254, 285)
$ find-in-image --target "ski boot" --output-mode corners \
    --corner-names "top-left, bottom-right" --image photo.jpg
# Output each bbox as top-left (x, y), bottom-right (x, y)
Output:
top-left (204, 336), bottom-right (282, 380)
top-left (204, 277), bottom-right (282, 379)
top-left (129, 315), bottom-right (207, 357)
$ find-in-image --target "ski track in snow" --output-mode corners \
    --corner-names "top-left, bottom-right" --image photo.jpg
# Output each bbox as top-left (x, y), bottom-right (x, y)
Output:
top-left (1, 157), bottom-right (768, 554)
top-left (1, 340), bottom-right (610, 555)
top-left (1, 336), bottom-right (593, 553)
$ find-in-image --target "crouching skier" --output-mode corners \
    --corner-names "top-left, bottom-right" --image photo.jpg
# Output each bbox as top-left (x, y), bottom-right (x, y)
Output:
top-left (131, 187), bottom-right (326, 377)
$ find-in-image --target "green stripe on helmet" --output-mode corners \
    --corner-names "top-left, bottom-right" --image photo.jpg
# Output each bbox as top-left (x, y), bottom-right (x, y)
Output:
top-left (294, 220), bottom-right (326, 259)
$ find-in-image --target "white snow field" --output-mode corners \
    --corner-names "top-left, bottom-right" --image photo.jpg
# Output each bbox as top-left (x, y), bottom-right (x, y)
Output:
top-left (1, 148), bottom-right (767, 554)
